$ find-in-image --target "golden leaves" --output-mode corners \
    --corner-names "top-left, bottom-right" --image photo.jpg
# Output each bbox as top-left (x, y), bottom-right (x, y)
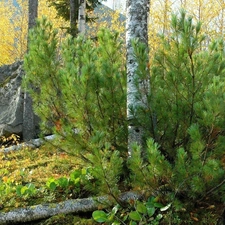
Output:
top-left (0, 0), bottom-right (68, 66)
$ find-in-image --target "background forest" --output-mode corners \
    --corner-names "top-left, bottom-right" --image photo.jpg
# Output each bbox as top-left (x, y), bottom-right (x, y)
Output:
top-left (0, 0), bottom-right (225, 224)
top-left (2, 0), bottom-right (225, 66)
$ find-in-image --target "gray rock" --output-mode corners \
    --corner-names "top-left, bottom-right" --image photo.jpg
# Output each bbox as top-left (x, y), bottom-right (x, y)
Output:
top-left (0, 61), bottom-right (24, 136)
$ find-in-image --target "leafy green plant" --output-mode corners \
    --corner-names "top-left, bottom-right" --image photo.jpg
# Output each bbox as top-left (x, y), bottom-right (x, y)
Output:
top-left (45, 168), bottom-right (95, 199)
top-left (46, 178), bottom-right (58, 192)
top-left (16, 183), bottom-right (37, 198)
top-left (92, 197), bottom-right (171, 225)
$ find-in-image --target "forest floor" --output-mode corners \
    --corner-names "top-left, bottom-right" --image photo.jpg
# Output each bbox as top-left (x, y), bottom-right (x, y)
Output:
top-left (0, 135), bottom-right (224, 224)
top-left (0, 135), bottom-right (99, 225)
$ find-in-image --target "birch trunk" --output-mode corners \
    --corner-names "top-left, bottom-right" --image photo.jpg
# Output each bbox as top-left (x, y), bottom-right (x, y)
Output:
top-left (0, 192), bottom-right (142, 224)
top-left (78, 0), bottom-right (86, 34)
top-left (23, 0), bottom-right (38, 141)
top-left (126, 0), bottom-right (150, 155)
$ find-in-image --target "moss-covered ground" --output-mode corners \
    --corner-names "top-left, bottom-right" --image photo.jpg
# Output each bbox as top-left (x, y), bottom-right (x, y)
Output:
top-left (0, 135), bottom-right (98, 224)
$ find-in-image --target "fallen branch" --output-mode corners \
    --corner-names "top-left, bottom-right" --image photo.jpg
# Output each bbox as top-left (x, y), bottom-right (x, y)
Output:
top-left (0, 192), bottom-right (142, 224)
top-left (0, 135), bottom-right (55, 153)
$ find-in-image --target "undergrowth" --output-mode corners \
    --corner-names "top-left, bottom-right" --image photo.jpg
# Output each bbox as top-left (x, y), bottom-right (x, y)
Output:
top-left (0, 142), bottom-right (87, 211)
top-left (1, 11), bottom-right (225, 225)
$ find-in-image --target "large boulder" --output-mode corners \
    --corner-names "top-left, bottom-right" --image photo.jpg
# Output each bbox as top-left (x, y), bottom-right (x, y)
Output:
top-left (0, 61), bottom-right (24, 136)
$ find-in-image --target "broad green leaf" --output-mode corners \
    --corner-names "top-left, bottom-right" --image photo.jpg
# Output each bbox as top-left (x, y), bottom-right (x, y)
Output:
top-left (21, 186), bottom-right (27, 194)
top-left (129, 211), bottom-right (142, 221)
top-left (26, 183), bottom-right (35, 189)
top-left (16, 185), bottom-right (22, 196)
top-left (81, 168), bottom-right (87, 175)
top-left (111, 204), bottom-right (120, 215)
top-left (92, 210), bottom-right (108, 222)
top-left (154, 202), bottom-right (164, 208)
top-left (70, 170), bottom-right (81, 180)
top-left (46, 178), bottom-right (57, 190)
top-left (147, 207), bottom-right (155, 217)
top-left (129, 221), bottom-right (137, 225)
top-left (136, 202), bottom-right (147, 214)
top-left (49, 182), bottom-right (57, 191)
top-left (57, 177), bottom-right (69, 188)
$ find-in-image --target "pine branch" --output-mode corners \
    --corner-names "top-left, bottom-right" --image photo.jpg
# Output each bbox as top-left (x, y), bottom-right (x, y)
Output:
top-left (199, 178), bottom-right (225, 202)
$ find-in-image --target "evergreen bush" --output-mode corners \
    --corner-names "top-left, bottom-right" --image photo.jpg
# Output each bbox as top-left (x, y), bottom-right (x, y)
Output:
top-left (23, 17), bottom-right (127, 159)
top-left (23, 17), bottom-right (127, 200)
top-left (128, 10), bottom-right (225, 222)
top-left (23, 12), bottom-right (225, 223)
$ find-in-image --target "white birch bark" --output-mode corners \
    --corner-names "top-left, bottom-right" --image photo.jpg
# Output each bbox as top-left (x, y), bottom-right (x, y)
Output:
top-left (0, 192), bottom-right (142, 224)
top-left (78, 0), bottom-right (86, 34)
top-left (126, 0), bottom-right (150, 155)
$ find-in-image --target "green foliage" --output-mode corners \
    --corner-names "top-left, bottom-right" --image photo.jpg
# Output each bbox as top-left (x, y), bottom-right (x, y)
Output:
top-left (45, 168), bottom-right (94, 198)
top-left (47, 0), bottom-right (103, 36)
top-left (127, 10), bottom-right (225, 223)
top-left (23, 16), bottom-right (61, 131)
top-left (16, 183), bottom-right (37, 198)
top-left (128, 140), bottom-right (172, 192)
top-left (22, 12), bottom-right (225, 224)
top-left (150, 10), bottom-right (225, 157)
top-left (92, 197), bottom-right (171, 225)
top-left (86, 147), bottom-right (123, 198)
top-left (24, 21), bottom-right (126, 199)
top-left (23, 19), bottom-right (127, 161)
top-left (48, 0), bottom-right (102, 21)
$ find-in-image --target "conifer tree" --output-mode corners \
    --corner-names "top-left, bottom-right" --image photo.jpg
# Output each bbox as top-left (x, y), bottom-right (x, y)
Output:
top-left (128, 11), bottom-right (225, 221)
top-left (48, 0), bottom-right (102, 36)
top-left (150, 10), bottom-right (225, 158)
top-left (23, 18), bottom-right (127, 157)
top-left (23, 17), bottom-right (127, 199)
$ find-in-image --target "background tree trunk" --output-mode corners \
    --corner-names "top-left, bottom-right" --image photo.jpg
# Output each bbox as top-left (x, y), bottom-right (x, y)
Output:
top-left (126, 0), bottom-right (150, 155)
top-left (78, 0), bottom-right (86, 34)
top-left (70, 0), bottom-right (79, 36)
top-left (23, 0), bottom-right (38, 141)
top-left (28, 0), bottom-right (38, 30)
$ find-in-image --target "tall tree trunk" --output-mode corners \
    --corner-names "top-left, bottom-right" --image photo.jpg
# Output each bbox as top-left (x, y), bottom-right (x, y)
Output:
top-left (28, 0), bottom-right (38, 30)
top-left (78, 0), bottom-right (86, 34)
top-left (70, 0), bottom-right (79, 37)
top-left (23, 0), bottom-right (38, 141)
top-left (126, 0), bottom-right (150, 155)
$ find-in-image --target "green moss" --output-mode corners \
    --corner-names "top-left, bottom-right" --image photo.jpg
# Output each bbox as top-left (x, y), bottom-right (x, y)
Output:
top-left (36, 213), bottom-right (97, 225)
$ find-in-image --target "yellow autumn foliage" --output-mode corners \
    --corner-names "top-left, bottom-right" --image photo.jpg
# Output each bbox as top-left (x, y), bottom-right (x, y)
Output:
top-left (148, 0), bottom-right (225, 62)
top-left (0, 0), bottom-right (68, 66)
top-left (1, 0), bottom-right (225, 66)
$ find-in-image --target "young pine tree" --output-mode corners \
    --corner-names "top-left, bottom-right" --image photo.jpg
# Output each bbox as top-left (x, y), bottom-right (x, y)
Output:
top-left (128, 10), bottom-right (225, 222)
top-left (23, 17), bottom-right (127, 199)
